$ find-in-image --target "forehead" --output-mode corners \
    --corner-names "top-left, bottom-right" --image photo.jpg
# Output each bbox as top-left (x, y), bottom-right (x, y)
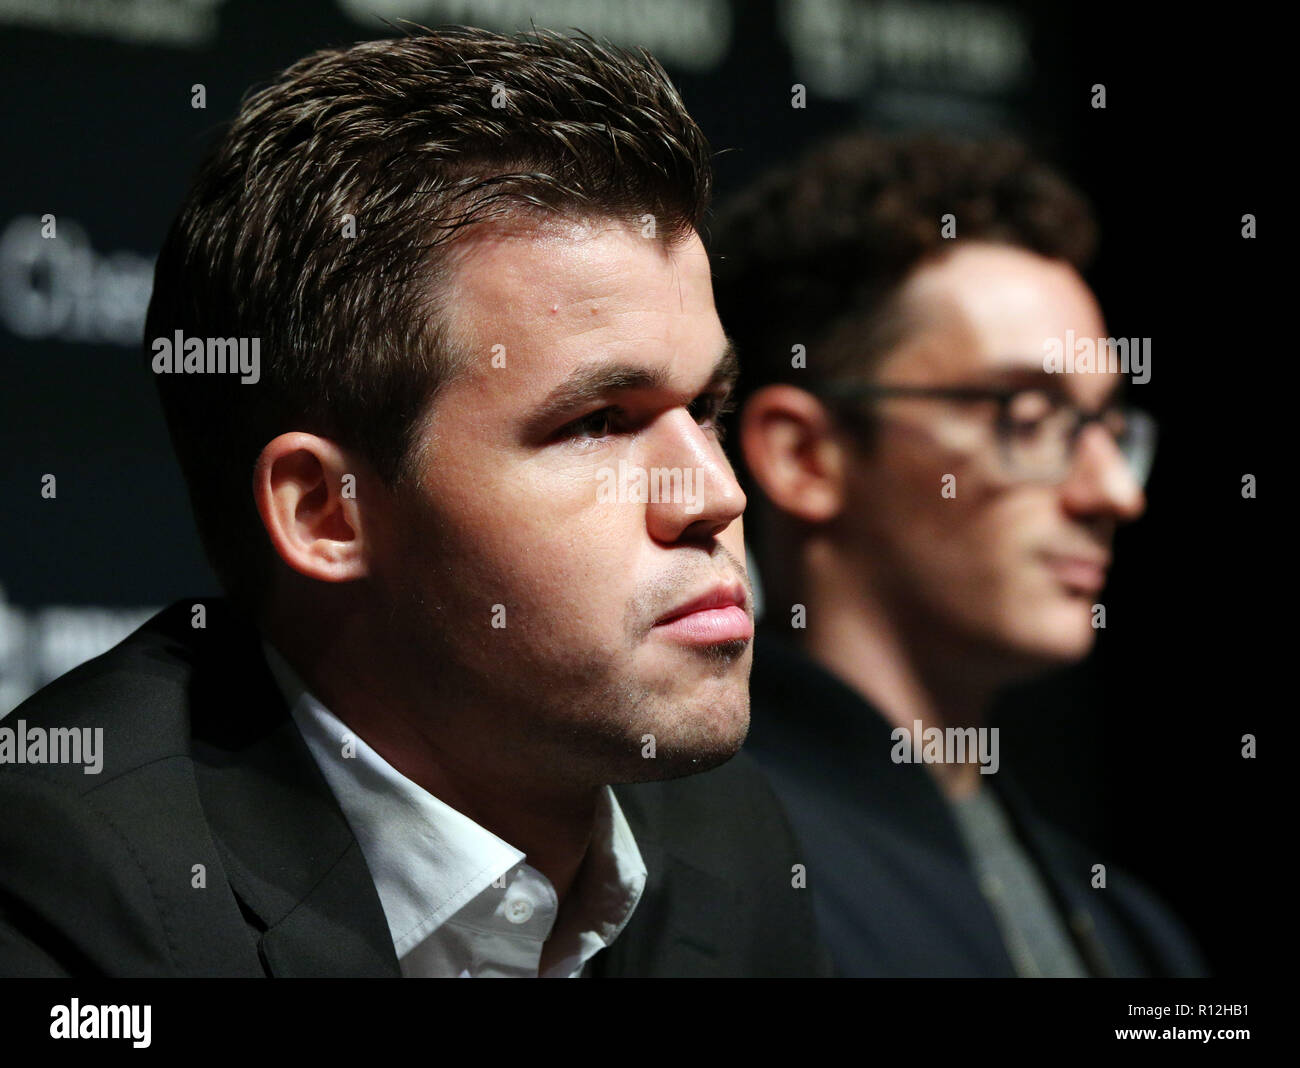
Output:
top-left (883, 242), bottom-right (1112, 394)
top-left (440, 217), bottom-right (722, 397)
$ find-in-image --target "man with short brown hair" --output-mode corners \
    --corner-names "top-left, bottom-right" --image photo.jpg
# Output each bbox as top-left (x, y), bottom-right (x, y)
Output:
top-left (714, 132), bottom-right (1203, 977)
top-left (0, 27), bottom-right (827, 978)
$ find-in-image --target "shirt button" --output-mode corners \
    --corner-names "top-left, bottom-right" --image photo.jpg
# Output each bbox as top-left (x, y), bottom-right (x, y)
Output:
top-left (506, 898), bottom-right (534, 924)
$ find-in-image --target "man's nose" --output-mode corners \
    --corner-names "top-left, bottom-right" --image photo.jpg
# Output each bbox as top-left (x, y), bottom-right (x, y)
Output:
top-left (644, 410), bottom-right (746, 545)
top-left (1059, 423), bottom-right (1146, 523)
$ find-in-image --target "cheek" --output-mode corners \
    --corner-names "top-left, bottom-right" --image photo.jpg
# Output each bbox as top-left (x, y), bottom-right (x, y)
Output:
top-left (938, 491), bottom-right (1051, 593)
top-left (857, 444), bottom-right (984, 557)
top-left (858, 453), bottom-right (1045, 598)
top-left (952, 491), bottom-right (1090, 641)
top-left (423, 459), bottom-right (643, 619)
top-left (977, 490), bottom-right (1058, 572)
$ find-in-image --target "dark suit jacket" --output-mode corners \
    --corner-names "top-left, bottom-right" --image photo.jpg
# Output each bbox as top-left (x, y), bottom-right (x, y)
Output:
top-left (744, 629), bottom-right (1207, 978)
top-left (0, 600), bottom-right (830, 977)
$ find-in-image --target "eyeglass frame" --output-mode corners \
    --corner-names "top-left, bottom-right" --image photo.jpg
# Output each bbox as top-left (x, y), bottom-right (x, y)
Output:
top-left (807, 380), bottom-right (1158, 487)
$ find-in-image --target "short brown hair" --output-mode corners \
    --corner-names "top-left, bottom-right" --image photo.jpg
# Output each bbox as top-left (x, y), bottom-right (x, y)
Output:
top-left (146, 26), bottom-right (712, 617)
top-left (711, 132), bottom-right (1098, 422)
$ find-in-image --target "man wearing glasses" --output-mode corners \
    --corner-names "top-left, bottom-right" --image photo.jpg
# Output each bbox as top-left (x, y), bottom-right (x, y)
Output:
top-left (710, 132), bottom-right (1204, 976)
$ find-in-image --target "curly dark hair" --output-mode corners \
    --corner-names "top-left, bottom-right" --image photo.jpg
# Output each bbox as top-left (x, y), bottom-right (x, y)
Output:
top-left (710, 132), bottom-right (1099, 421)
top-left (146, 26), bottom-right (713, 618)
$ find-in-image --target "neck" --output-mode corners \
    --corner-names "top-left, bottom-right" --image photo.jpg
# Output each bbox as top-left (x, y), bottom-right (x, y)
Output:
top-left (264, 602), bottom-right (599, 903)
top-left (794, 540), bottom-right (1006, 799)
top-left (362, 717), bottom-right (601, 903)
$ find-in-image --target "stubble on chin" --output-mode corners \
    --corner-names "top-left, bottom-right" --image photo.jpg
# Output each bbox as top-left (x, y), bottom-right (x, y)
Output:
top-left (524, 649), bottom-right (749, 788)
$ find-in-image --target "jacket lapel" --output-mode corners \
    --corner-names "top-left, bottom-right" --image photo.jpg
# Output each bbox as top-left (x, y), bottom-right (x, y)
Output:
top-left (182, 600), bottom-right (400, 977)
top-left (749, 631), bottom-right (1019, 975)
top-left (588, 785), bottom-right (728, 977)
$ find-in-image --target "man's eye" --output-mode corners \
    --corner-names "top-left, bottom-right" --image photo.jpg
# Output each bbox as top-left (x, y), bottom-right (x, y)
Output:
top-left (560, 393), bottom-right (735, 446)
top-left (1007, 413), bottom-right (1049, 436)
top-left (689, 392), bottom-right (736, 438)
top-left (1003, 390), bottom-right (1065, 438)
top-left (1005, 390), bottom-right (1056, 424)
top-left (564, 407), bottom-right (622, 442)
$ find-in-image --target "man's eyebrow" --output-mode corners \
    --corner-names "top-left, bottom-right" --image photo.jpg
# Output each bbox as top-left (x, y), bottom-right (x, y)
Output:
top-left (527, 339), bottom-right (739, 430)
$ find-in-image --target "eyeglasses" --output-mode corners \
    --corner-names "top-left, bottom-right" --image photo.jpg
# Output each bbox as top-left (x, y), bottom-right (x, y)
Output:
top-left (812, 382), bottom-right (1158, 488)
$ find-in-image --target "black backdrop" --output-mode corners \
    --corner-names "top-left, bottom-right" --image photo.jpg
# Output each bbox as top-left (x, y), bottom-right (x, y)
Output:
top-left (0, 0), bottom-right (1272, 977)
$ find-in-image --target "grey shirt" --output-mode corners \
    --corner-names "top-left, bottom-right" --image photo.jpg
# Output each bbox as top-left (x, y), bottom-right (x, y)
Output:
top-left (949, 786), bottom-right (1089, 977)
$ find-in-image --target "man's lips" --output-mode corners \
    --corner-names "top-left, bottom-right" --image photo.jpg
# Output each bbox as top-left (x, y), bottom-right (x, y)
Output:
top-left (1042, 552), bottom-right (1110, 594)
top-left (653, 583), bottom-right (753, 644)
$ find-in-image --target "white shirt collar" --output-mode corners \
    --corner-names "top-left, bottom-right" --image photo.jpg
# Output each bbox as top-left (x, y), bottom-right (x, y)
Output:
top-left (260, 638), bottom-right (646, 977)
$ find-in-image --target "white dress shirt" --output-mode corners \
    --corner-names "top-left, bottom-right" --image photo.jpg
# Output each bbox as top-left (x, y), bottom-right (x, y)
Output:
top-left (260, 640), bottom-right (647, 978)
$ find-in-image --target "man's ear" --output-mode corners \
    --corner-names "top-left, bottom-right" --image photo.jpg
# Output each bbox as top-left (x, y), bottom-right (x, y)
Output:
top-left (253, 432), bottom-right (373, 583)
top-left (739, 385), bottom-right (847, 524)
